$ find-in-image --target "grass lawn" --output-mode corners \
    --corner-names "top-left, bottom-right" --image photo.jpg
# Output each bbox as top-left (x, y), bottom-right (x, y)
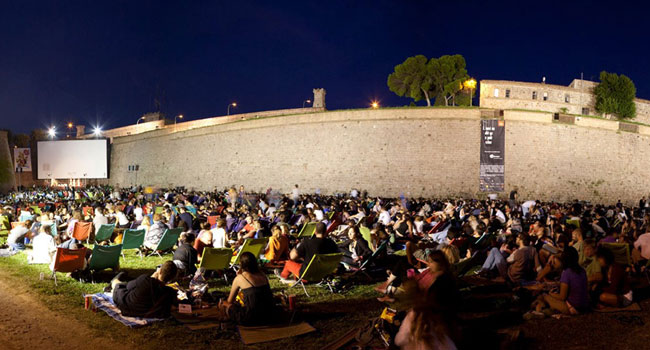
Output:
top-left (0, 233), bottom-right (385, 350)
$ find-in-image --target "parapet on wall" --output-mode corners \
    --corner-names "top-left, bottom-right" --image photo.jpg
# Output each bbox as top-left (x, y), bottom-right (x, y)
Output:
top-left (109, 108), bottom-right (650, 204)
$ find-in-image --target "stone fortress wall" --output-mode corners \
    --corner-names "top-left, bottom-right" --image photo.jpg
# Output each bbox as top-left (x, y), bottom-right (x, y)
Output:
top-left (480, 79), bottom-right (650, 125)
top-left (108, 107), bottom-right (650, 204)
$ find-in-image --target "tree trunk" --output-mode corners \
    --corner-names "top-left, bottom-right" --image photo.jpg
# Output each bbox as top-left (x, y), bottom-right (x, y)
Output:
top-left (444, 95), bottom-right (452, 106)
top-left (422, 89), bottom-right (431, 106)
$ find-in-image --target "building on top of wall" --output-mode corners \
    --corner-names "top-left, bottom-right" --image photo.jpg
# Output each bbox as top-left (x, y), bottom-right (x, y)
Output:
top-left (479, 79), bottom-right (650, 124)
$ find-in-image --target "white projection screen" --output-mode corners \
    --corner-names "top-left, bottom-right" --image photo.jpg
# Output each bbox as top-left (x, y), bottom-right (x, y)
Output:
top-left (37, 140), bottom-right (109, 179)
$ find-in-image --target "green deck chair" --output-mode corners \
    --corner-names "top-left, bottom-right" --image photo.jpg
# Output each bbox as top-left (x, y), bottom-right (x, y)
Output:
top-left (121, 229), bottom-right (146, 258)
top-left (0, 215), bottom-right (10, 231)
top-left (88, 244), bottom-right (123, 282)
top-left (359, 226), bottom-right (373, 247)
top-left (148, 227), bottom-right (182, 257)
top-left (297, 222), bottom-right (318, 238)
top-left (94, 224), bottom-right (115, 244)
top-left (601, 242), bottom-right (632, 266)
top-left (231, 238), bottom-right (268, 266)
top-left (31, 206), bottom-right (42, 216)
top-left (198, 248), bottom-right (234, 282)
top-left (289, 253), bottom-right (343, 297)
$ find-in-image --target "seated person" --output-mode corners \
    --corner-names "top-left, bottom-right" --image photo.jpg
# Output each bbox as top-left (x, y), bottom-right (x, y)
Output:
top-left (112, 261), bottom-right (178, 318)
top-left (173, 233), bottom-right (198, 276)
top-left (7, 220), bottom-right (32, 251)
top-left (580, 239), bottom-right (602, 287)
top-left (143, 214), bottom-right (168, 250)
top-left (28, 225), bottom-right (56, 264)
top-left (220, 252), bottom-right (279, 326)
top-left (264, 225), bottom-right (289, 262)
top-left (507, 233), bottom-right (540, 283)
top-left (338, 226), bottom-right (372, 268)
top-left (594, 247), bottom-right (632, 308)
top-left (194, 222), bottom-right (213, 257)
top-left (211, 219), bottom-right (228, 249)
top-left (278, 222), bottom-right (338, 281)
top-left (531, 247), bottom-right (589, 316)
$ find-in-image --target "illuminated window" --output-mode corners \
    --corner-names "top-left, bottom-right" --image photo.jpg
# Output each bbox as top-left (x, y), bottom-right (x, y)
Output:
top-left (494, 88), bottom-right (499, 97)
top-left (543, 92), bottom-right (548, 101)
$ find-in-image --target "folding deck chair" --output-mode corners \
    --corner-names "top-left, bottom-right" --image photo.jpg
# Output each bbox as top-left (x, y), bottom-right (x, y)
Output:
top-left (601, 242), bottom-right (632, 266)
top-left (297, 222), bottom-right (318, 238)
top-left (147, 227), bottom-right (182, 257)
top-left (231, 238), bottom-right (268, 268)
top-left (198, 247), bottom-right (234, 282)
top-left (289, 253), bottom-right (343, 297)
top-left (121, 229), bottom-right (145, 258)
top-left (88, 244), bottom-right (123, 282)
top-left (359, 226), bottom-right (373, 247)
top-left (72, 222), bottom-right (93, 242)
top-left (94, 223), bottom-right (115, 244)
top-left (51, 247), bottom-right (88, 286)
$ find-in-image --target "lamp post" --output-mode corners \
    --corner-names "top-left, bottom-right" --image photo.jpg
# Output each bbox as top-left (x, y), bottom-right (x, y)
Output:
top-left (227, 102), bottom-right (237, 116)
top-left (371, 101), bottom-right (379, 109)
top-left (303, 99), bottom-right (311, 108)
top-left (47, 126), bottom-right (56, 139)
top-left (136, 116), bottom-right (146, 124)
top-left (174, 114), bottom-right (183, 131)
top-left (463, 78), bottom-right (477, 106)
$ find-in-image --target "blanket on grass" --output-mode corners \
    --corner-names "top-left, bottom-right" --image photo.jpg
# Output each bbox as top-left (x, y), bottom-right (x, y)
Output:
top-left (85, 293), bottom-right (166, 328)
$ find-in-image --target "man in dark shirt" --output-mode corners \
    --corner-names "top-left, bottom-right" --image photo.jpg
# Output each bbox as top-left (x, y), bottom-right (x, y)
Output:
top-left (178, 206), bottom-right (194, 231)
top-left (173, 233), bottom-right (198, 276)
top-left (278, 222), bottom-right (338, 280)
top-left (113, 261), bottom-right (178, 318)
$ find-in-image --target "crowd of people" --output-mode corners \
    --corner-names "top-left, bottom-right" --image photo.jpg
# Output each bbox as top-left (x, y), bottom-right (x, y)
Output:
top-left (2, 185), bottom-right (650, 349)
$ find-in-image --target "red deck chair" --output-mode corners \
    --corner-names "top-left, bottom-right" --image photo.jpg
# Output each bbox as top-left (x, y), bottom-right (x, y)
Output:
top-left (82, 206), bottom-right (93, 218)
top-left (207, 215), bottom-right (218, 227)
top-left (51, 247), bottom-right (87, 285)
top-left (72, 222), bottom-right (93, 242)
top-left (326, 218), bottom-right (341, 234)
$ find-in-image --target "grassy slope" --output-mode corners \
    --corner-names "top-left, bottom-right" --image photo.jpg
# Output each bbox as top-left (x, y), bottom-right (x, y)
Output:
top-left (0, 233), bottom-right (383, 350)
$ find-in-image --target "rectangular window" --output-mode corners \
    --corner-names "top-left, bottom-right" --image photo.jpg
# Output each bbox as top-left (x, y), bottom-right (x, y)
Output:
top-left (494, 88), bottom-right (499, 97)
top-left (505, 89), bottom-right (510, 98)
top-left (582, 107), bottom-right (589, 115)
top-left (532, 91), bottom-right (537, 99)
top-left (565, 94), bottom-right (570, 103)
top-left (543, 92), bottom-right (548, 101)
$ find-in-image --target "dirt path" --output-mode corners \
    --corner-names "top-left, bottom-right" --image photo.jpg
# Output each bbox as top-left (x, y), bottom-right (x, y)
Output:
top-left (0, 276), bottom-right (135, 350)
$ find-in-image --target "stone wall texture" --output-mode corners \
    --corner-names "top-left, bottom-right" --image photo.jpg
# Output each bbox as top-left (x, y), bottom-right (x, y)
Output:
top-left (108, 108), bottom-right (650, 204)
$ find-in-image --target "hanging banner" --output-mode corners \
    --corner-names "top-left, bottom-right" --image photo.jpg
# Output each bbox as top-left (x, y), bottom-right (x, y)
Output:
top-left (14, 148), bottom-right (32, 172)
top-left (479, 119), bottom-right (505, 192)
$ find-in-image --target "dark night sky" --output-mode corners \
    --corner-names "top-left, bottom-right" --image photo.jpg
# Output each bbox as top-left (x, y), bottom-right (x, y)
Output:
top-left (1, 0), bottom-right (648, 133)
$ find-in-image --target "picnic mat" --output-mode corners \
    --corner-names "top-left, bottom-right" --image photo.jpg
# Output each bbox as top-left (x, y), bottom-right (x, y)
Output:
top-left (172, 306), bottom-right (228, 330)
top-left (238, 322), bottom-right (316, 345)
top-left (86, 293), bottom-right (166, 328)
top-left (595, 302), bottom-right (642, 313)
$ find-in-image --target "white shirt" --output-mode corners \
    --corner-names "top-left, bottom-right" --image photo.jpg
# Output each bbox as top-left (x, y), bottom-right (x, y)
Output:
top-left (116, 212), bottom-right (129, 226)
top-left (212, 227), bottom-right (227, 248)
top-left (314, 210), bottom-right (324, 221)
top-left (28, 233), bottom-right (56, 264)
top-left (634, 233), bottom-right (650, 260)
top-left (291, 188), bottom-right (300, 200)
top-left (93, 214), bottom-right (108, 233)
top-left (379, 210), bottom-right (391, 226)
top-left (133, 207), bottom-right (144, 221)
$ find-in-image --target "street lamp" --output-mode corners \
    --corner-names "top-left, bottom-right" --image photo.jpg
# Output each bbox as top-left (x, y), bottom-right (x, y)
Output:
top-left (136, 116), bottom-right (146, 124)
top-left (227, 102), bottom-right (237, 115)
top-left (303, 99), bottom-right (312, 108)
top-left (47, 126), bottom-right (56, 138)
top-left (371, 101), bottom-right (379, 109)
top-left (174, 114), bottom-right (183, 130)
top-left (463, 78), bottom-right (477, 106)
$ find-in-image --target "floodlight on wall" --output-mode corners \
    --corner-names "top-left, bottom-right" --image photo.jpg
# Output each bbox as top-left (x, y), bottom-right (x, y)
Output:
top-left (48, 127), bottom-right (56, 138)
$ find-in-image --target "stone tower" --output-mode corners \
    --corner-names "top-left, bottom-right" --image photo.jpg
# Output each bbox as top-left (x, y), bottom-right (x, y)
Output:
top-left (0, 130), bottom-right (16, 193)
top-left (313, 88), bottom-right (326, 109)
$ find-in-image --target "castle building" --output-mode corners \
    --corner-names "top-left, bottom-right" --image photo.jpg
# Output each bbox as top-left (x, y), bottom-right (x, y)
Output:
top-left (479, 79), bottom-right (650, 124)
